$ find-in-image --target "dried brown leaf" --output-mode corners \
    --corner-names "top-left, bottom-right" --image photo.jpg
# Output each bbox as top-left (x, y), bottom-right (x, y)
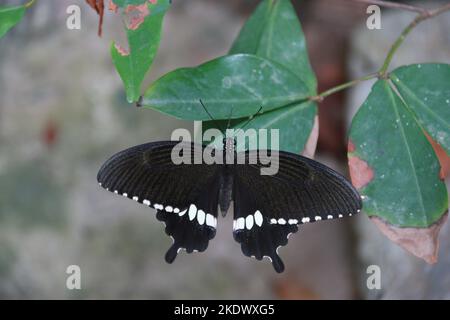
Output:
top-left (86, 0), bottom-right (105, 36)
top-left (371, 213), bottom-right (448, 264)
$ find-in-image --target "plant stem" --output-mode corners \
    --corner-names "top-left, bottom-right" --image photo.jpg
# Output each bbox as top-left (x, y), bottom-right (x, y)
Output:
top-left (349, 0), bottom-right (426, 14)
top-left (379, 3), bottom-right (450, 74)
top-left (25, 0), bottom-right (36, 8)
top-left (311, 73), bottom-right (378, 102)
top-left (312, 1), bottom-right (450, 102)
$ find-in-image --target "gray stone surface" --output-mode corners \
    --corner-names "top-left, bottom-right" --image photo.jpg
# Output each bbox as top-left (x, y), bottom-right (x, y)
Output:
top-left (347, 1), bottom-right (450, 299)
top-left (0, 0), bottom-right (359, 299)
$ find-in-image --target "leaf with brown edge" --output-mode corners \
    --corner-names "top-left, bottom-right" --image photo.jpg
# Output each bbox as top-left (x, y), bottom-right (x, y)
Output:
top-left (348, 146), bottom-right (374, 190)
top-left (85, 0), bottom-right (105, 36)
top-left (349, 72), bottom-right (449, 264)
top-left (349, 78), bottom-right (448, 228)
top-left (370, 213), bottom-right (448, 264)
top-left (111, 0), bottom-right (171, 103)
top-left (425, 131), bottom-right (450, 180)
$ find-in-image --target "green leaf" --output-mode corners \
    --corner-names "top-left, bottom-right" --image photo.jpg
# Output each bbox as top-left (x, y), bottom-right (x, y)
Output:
top-left (141, 54), bottom-right (310, 120)
top-left (230, 0), bottom-right (316, 94)
top-left (112, 0), bottom-right (150, 7)
top-left (111, 0), bottom-right (171, 103)
top-left (348, 79), bottom-right (448, 228)
top-left (0, 5), bottom-right (26, 39)
top-left (201, 0), bottom-right (318, 153)
top-left (202, 101), bottom-right (317, 154)
top-left (390, 64), bottom-right (450, 155)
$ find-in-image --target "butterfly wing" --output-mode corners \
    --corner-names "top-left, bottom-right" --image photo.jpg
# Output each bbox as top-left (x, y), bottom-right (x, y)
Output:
top-left (233, 150), bottom-right (362, 273)
top-left (97, 141), bottom-right (220, 263)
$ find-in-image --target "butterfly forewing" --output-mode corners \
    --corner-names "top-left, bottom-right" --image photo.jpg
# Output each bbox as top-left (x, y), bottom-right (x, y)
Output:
top-left (97, 141), bottom-right (220, 262)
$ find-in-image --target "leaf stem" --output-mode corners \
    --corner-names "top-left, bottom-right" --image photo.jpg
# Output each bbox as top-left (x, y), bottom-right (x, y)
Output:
top-left (25, 0), bottom-right (36, 9)
top-left (310, 73), bottom-right (378, 102)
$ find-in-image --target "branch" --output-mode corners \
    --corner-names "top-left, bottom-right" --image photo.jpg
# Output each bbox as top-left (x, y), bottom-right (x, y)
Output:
top-left (349, 0), bottom-right (426, 14)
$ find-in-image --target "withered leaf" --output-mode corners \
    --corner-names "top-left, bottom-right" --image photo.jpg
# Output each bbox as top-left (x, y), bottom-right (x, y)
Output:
top-left (85, 0), bottom-right (105, 36)
top-left (371, 213), bottom-right (448, 264)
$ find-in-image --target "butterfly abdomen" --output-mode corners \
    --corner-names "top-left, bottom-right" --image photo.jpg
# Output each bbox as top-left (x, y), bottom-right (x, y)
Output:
top-left (218, 166), bottom-right (233, 217)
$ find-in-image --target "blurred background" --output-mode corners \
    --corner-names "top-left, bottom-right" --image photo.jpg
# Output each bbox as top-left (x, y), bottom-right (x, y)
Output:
top-left (0, 0), bottom-right (449, 299)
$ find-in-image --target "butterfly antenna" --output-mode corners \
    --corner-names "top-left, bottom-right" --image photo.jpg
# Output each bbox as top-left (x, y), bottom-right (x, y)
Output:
top-left (199, 99), bottom-right (226, 133)
top-left (226, 107), bottom-right (234, 130)
top-left (199, 99), bottom-right (216, 121)
top-left (237, 106), bottom-right (263, 132)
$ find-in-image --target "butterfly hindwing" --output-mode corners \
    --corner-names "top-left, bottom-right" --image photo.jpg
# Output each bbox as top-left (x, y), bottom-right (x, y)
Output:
top-left (233, 174), bottom-right (298, 273)
top-left (97, 141), bottom-right (220, 263)
top-left (232, 150), bottom-right (361, 272)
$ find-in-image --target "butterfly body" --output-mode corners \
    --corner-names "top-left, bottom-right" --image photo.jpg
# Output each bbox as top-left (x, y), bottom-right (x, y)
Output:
top-left (97, 138), bottom-right (362, 273)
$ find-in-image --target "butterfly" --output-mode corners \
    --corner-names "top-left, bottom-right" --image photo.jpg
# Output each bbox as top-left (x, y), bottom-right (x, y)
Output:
top-left (97, 136), bottom-right (362, 273)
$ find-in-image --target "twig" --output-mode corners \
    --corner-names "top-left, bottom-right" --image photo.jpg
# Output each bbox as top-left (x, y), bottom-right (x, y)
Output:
top-left (349, 0), bottom-right (426, 14)
top-left (25, 0), bottom-right (36, 8)
top-left (379, 2), bottom-right (450, 74)
top-left (310, 73), bottom-right (378, 102)
top-left (312, 1), bottom-right (450, 102)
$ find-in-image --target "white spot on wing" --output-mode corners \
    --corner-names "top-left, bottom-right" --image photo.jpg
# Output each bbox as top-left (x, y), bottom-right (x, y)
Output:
top-left (270, 218), bottom-right (277, 224)
top-left (132, 196), bottom-right (138, 201)
top-left (143, 199), bottom-right (150, 206)
top-left (254, 210), bottom-right (263, 227)
top-left (188, 204), bottom-right (197, 221)
top-left (197, 210), bottom-right (206, 225)
top-left (165, 206), bottom-right (173, 212)
top-left (278, 218), bottom-right (286, 225)
top-left (327, 215), bottom-right (333, 220)
top-left (174, 208), bottom-right (180, 214)
top-left (206, 214), bottom-right (215, 228)
top-left (302, 217), bottom-right (310, 223)
top-left (245, 215), bottom-right (254, 230)
top-left (315, 216), bottom-right (322, 221)
top-left (236, 217), bottom-right (245, 230)
top-left (178, 209), bottom-right (187, 217)
top-left (288, 219), bottom-right (298, 225)
top-left (122, 193), bottom-right (128, 197)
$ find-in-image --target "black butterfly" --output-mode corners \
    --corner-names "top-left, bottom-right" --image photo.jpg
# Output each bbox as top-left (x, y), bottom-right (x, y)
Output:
top-left (97, 137), bottom-right (362, 273)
